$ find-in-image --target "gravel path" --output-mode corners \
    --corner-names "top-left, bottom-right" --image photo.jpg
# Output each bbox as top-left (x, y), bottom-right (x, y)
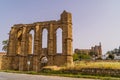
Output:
top-left (0, 72), bottom-right (97, 80)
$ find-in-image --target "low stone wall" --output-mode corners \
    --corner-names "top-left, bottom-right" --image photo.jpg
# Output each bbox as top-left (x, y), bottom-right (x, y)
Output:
top-left (81, 68), bottom-right (120, 77)
top-left (62, 68), bottom-right (120, 77)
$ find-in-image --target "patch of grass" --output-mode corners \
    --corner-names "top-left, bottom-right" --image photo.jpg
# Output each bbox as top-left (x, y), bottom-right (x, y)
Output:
top-left (73, 61), bottom-right (120, 70)
top-left (40, 69), bottom-right (120, 80)
top-left (0, 69), bottom-right (120, 80)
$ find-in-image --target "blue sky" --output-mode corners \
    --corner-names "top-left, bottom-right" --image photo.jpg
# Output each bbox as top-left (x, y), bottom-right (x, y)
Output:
top-left (1, 0), bottom-right (120, 54)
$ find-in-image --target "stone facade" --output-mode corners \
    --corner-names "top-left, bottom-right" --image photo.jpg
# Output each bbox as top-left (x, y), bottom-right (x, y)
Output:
top-left (5, 10), bottom-right (73, 71)
top-left (75, 43), bottom-right (102, 56)
top-left (91, 43), bottom-right (102, 56)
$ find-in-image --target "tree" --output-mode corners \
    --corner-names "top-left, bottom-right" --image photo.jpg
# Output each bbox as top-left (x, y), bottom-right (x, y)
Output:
top-left (107, 54), bottom-right (114, 60)
top-left (73, 53), bottom-right (79, 61)
top-left (113, 48), bottom-right (118, 53)
top-left (106, 51), bottom-right (112, 54)
top-left (80, 53), bottom-right (91, 60)
top-left (2, 39), bottom-right (9, 52)
top-left (89, 51), bottom-right (97, 56)
top-left (119, 46), bottom-right (120, 53)
top-left (73, 52), bottom-right (91, 61)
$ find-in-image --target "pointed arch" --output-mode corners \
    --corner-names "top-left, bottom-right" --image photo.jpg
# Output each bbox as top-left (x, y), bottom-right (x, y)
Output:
top-left (56, 28), bottom-right (62, 53)
top-left (42, 29), bottom-right (48, 48)
top-left (29, 30), bottom-right (34, 54)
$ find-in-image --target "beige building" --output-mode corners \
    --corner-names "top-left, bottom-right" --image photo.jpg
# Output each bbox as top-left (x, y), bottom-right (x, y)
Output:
top-left (75, 43), bottom-right (102, 56)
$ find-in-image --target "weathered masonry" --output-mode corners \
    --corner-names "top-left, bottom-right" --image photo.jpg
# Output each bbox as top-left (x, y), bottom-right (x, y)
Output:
top-left (7, 11), bottom-right (73, 71)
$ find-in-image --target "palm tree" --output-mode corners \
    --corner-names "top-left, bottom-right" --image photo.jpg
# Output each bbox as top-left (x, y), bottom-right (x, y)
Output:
top-left (2, 39), bottom-right (8, 52)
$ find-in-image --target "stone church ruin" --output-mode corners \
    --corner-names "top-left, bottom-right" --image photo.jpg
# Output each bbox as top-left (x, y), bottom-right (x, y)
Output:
top-left (5, 11), bottom-right (73, 71)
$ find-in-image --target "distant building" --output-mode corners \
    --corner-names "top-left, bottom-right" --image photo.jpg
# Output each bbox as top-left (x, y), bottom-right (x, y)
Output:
top-left (0, 52), bottom-right (6, 55)
top-left (114, 54), bottom-right (120, 60)
top-left (91, 42), bottom-right (102, 56)
top-left (74, 49), bottom-right (90, 55)
top-left (101, 54), bottom-right (108, 60)
top-left (74, 43), bottom-right (102, 57)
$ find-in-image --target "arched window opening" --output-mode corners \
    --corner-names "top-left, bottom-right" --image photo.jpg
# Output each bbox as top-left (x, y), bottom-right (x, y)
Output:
top-left (56, 28), bottom-right (62, 54)
top-left (42, 29), bottom-right (48, 48)
top-left (29, 30), bottom-right (34, 54)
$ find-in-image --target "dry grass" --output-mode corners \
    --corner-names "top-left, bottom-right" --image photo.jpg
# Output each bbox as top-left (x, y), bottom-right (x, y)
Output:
top-left (42, 60), bottom-right (120, 71)
top-left (65, 60), bottom-right (120, 70)
top-left (43, 66), bottom-right (61, 70)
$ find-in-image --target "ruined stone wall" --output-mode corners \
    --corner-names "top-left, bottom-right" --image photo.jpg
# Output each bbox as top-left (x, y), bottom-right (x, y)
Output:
top-left (0, 55), bottom-right (2, 69)
top-left (0, 54), bottom-right (11, 70)
top-left (6, 10), bottom-right (73, 71)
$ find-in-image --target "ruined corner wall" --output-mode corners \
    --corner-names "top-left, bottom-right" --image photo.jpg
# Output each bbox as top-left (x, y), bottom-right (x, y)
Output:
top-left (0, 54), bottom-right (11, 70)
top-left (0, 55), bottom-right (3, 69)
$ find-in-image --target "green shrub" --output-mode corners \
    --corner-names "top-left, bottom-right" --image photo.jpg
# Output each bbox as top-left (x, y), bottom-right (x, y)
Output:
top-left (73, 53), bottom-right (79, 61)
top-left (73, 53), bottom-right (91, 61)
